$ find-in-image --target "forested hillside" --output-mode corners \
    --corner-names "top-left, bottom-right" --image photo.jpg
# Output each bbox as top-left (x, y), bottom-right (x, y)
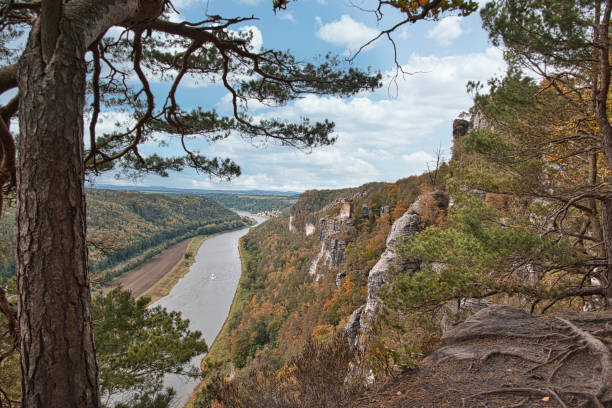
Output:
top-left (197, 176), bottom-right (425, 406)
top-left (0, 189), bottom-right (246, 284)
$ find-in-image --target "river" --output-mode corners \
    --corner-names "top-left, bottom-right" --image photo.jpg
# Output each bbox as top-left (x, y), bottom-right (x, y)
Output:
top-left (152, 212), bottom-right (266, 407)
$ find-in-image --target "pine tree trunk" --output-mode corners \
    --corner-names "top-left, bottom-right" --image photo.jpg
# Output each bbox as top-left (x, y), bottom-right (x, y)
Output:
top-left (601, 200), bottom-right (612, 303)
top-left (17, 21), bottom-right (100, 407)
top-left (595, 1), bottom-right (612, 304)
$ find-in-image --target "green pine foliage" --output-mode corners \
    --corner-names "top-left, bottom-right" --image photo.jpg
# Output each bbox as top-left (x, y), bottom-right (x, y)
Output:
top-left (93, 288), bottom-right (207, 401)
top-left (1, 286), bottom-right (206, 407)
top-left (383, 194), bottom-right (583, 314)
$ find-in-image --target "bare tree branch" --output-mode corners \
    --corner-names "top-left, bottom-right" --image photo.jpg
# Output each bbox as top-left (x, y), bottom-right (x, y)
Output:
top-left (0, 65), bottom-right (17, 95)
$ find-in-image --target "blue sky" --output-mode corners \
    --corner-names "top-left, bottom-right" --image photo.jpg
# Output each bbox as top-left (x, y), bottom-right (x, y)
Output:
top-left (10, 0), bottom-right (508, 192)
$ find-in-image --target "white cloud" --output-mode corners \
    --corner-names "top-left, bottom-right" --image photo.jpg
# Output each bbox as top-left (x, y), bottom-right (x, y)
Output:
top-left (426, 16), bottom-right (463, 46)
top-left (239, 25), bottom-right (263, 52)
top-left (236, 0), bottom-right (261, 4)
top-left (398, 27), bottom-right (411, 40)
top-left (93, 47), bottom-right (506, 191)
top-left (278, 11), bottom-right (296, 23)
top-left (402, 151), bottom-right (436, 175)
top-left (315, 15), bottom-right (379, 52)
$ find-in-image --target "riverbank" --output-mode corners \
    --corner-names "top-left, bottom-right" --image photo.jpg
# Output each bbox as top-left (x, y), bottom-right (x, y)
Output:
top-left (200, 242), bottom-right (250, 366)
top-left (140, 235), bottom-right (208, 304)
top-left (101, 238), bottom-right (193, 298)
top-left (101, 222), bottom-right (252, 300)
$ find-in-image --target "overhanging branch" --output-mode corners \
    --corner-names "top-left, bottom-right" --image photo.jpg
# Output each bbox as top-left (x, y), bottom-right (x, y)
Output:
top-left (0, 64), bottom-right (17, 95)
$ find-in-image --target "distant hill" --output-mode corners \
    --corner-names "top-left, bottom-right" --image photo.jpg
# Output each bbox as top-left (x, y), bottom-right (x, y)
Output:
top-left (202, 193), bottom-right (296, 213)
top-left (0, 189), bottom-right (247, 285)
top-left (88, 184), bottom-right (301, 197)
top-left (87, 185), bottom-right (299, 213)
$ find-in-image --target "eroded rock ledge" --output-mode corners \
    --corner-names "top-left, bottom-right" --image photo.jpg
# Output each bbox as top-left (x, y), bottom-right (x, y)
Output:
top-left (351, 305), bottom-right (612, 408)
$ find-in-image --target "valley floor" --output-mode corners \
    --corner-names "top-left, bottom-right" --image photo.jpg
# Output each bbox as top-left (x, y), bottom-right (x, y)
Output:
top-left (102, 238), bottom-right (192, 298)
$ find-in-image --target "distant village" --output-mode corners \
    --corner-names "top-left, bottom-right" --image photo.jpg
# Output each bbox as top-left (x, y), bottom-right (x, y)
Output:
top-left (256, 210), bottom-right (282, 218)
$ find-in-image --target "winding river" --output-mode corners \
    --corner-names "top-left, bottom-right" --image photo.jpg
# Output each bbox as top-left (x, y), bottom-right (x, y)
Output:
top-left (152, 212), bottom-right (266, 407)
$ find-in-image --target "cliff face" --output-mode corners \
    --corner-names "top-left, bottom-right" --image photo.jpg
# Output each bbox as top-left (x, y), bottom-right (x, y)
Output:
top-left (361, 203), bottom-right (421, 328)
top-left (308, 213), bottom-right (353, 280)
top-left (346, 191), bottom-right (450, 344)
top-left (212, 178), bottom-right (420, 381)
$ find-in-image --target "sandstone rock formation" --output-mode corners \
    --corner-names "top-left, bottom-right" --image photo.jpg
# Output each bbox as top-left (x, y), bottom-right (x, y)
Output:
top-left (308, 216), bottom-right (353, 280)
top-left (340, 200), bottom-right (353, 219)
top-left (288, 215), bottom-right (296, 232)
top-left (359, 201), bottom-right (421, 330)
top-left (346, 192), bottom-right (450, 344)
top-left (304, 222), bottom-right (315, 236)
top-left (452, 118), bottom-right (472, 139)
top-left (379, 206), bottom-right (390, 217)
top-left (345, 305), bottom-right (364, 342)
top-left (336, 272), bottom-right (346, 288)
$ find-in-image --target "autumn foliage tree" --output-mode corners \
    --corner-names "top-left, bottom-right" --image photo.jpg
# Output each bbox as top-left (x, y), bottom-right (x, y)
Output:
top-left (477, 0), bottom-right (612, 302)
top-left (381, 1), bottom-right (612, 321)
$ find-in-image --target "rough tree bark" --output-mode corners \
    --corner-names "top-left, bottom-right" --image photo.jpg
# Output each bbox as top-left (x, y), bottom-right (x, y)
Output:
top-left (17, 20), bottom-right (100, 408)
top-left (16, 0), bottom-right (163, 406)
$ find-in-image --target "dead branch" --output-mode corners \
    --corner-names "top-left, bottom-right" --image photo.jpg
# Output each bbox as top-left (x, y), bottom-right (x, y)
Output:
top-left (347, 0), bottom-right (443, 64)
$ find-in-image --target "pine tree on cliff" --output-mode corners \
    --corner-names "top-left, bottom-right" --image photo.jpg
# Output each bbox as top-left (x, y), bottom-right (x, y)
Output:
top-left (0, 0), bottom-right (477, 406)
top-left (478, 0), bottom-right (612, 303)
top-left (379, 1), bottom-right (612, 324)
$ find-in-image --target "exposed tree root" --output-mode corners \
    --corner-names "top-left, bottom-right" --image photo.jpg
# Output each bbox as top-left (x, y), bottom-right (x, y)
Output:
top-left (479, 349), bottom-right (545, 364)
top-left (470, 387), bottom-right (551, 398)
top-left (546, 388), bottom-right (568, 408)
top-left (353, 307), bottom-right (612, 408)
top-left (556, 317), bottom-right (612, 404)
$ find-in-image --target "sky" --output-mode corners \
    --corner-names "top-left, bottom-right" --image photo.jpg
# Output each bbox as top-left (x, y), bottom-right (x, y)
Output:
top-left (9, 0), bottom-right (509, 193)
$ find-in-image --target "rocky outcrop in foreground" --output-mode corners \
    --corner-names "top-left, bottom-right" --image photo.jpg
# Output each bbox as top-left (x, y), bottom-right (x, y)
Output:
top-left (350, 305), bottom-right (612, 408)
